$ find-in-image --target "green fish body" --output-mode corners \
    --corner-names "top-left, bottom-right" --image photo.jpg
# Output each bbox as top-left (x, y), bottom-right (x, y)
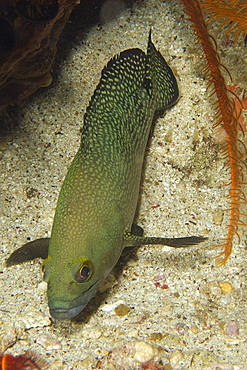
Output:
top-left (7, 32), bottom-right (206, 320)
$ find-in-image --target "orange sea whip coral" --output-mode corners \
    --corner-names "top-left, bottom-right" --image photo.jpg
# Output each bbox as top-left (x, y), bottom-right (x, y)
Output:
top-left (199, 0), bottom-right (247, 42)
top-left (0, 351), bottom-right (48, 370)
top-left (181, 0), bottom-right (247, 265)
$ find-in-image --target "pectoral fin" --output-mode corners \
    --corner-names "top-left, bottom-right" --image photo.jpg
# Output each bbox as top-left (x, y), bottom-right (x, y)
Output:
top-left (124, 232), bottom-right (207, 248)
top-left (130, 224), bottom-right (144, 237)
top-left (6, 238), bottom-right (50, 267)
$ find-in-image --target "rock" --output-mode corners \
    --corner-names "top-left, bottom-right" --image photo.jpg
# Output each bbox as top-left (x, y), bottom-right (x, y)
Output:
top-left (133, 341), bottom-right (159, 363)
top-left (149, 333), bottom-right (163, 341)
top-left (224, 321), bottom-right (239, 337)
top-left (218, 282), bottom-right (233, 294)
top-left (115, 303), bottom-right (130, 316)
top-left (20, 307), bottom-right (51, 329)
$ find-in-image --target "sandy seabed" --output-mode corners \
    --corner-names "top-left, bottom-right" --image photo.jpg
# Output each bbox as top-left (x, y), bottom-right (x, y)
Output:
top-left (1, 0), bottom-right (247, 369)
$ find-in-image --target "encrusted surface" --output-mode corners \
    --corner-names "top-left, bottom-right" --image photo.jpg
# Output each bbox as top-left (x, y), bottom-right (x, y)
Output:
top-left (0, 0), bottom-right (79, 111)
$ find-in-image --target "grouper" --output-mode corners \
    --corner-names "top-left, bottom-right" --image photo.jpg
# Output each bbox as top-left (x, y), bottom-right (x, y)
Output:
top-left (7, 32), bottom-right (206, 320)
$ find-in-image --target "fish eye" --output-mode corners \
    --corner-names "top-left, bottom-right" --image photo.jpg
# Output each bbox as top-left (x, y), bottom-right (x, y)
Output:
top-left (74, 259), bottom-right (93, 283)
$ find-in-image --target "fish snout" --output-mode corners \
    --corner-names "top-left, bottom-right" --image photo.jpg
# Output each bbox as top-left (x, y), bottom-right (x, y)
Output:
top-left (48, 279), bottom-right (101, 320)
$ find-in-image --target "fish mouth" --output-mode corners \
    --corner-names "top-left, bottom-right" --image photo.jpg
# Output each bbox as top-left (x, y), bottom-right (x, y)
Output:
top-left (49, 280), bottom-right (101, 320)
top-left (50, 305), bottom-right (86, 320)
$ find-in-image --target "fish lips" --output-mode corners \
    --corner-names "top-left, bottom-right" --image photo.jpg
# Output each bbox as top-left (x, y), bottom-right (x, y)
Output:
top-left (50, 305), bottom-right (86, 320)
top-left (49, 280), bottom-right (101, 320)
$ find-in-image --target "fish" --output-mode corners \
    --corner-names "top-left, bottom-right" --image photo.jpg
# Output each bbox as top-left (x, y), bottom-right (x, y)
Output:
top-left (6, 31), bottom-right (207, 320)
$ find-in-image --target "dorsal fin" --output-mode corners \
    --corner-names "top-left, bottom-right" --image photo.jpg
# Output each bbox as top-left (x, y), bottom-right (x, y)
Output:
top-left (83, 48), bottom-right (146, 136)
top-left (146, 30), bottom-right (179, 110)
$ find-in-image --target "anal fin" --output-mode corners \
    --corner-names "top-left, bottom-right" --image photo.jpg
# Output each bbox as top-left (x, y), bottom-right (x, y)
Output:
top-left (124, 232), bottom-right (207, 248)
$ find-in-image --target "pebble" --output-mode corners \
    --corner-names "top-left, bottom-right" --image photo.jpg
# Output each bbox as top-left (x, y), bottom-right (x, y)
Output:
top-left (199, 281), bottom-right (222, 300)
top-left (133, 341), bottom-right (159, 363)
top-left (162, 334), bottom-right (185, 347)
top-left (100, 300), bottom-right (124, 312)
top-left (224, 321), bottom-right (239, 336)
top-left (37, 281), bottom-right (48, 292)
top-left (213, 208), bottom-right (223, 224)
top-left (218, 282), bottom-right (233, 294)
top-left (161, 303), bottom-right (174, 316)
top-left (154, 274), bottom-right (165, 281)
top-left (165, 128), bottom-right (173, 143)
top-left (115, 303), bottom-right (130, 316)
top-left (208, 281), bottom-right (222, 297)
top-left (20, 307), bottom-right (51, 329)
top-left (149, 332), bottom-right (163, 341)
top-left (221, 293), bottom-right (231, 305)
top-left (0, 321), bottom-right (17, 350)
top-left (170, 350), bottom-right (184, 368)
top-left (127, 329), bottom-right (139, 338)
top-left (36, 334), bottom-right (62, 350)
top-left (190, 326), bottom-right (200, 334)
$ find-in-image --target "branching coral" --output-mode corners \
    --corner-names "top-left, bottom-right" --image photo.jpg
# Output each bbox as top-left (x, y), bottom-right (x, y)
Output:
top-left (200, 0), bottom-right (247, 41)
top-left (181, 0), bottom-right (247, 265)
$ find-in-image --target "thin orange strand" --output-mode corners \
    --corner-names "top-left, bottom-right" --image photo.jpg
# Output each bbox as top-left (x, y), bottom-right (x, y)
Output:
top-left (181, 0), bottom-right (246, 265)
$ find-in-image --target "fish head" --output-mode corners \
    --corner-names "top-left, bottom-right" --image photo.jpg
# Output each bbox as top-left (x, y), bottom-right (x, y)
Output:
top-left (43, 229), bottom-right (123, 320)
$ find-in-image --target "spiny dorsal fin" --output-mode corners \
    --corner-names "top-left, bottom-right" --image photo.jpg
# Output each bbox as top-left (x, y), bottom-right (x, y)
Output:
top-left (146, 30), bottom-right (179, 110)
top-left (83, 48), bottom-right (146, 131)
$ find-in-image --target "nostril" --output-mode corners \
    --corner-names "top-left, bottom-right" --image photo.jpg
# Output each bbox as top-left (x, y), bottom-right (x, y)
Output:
top-left (0, 17), bottom-right (15, 52)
